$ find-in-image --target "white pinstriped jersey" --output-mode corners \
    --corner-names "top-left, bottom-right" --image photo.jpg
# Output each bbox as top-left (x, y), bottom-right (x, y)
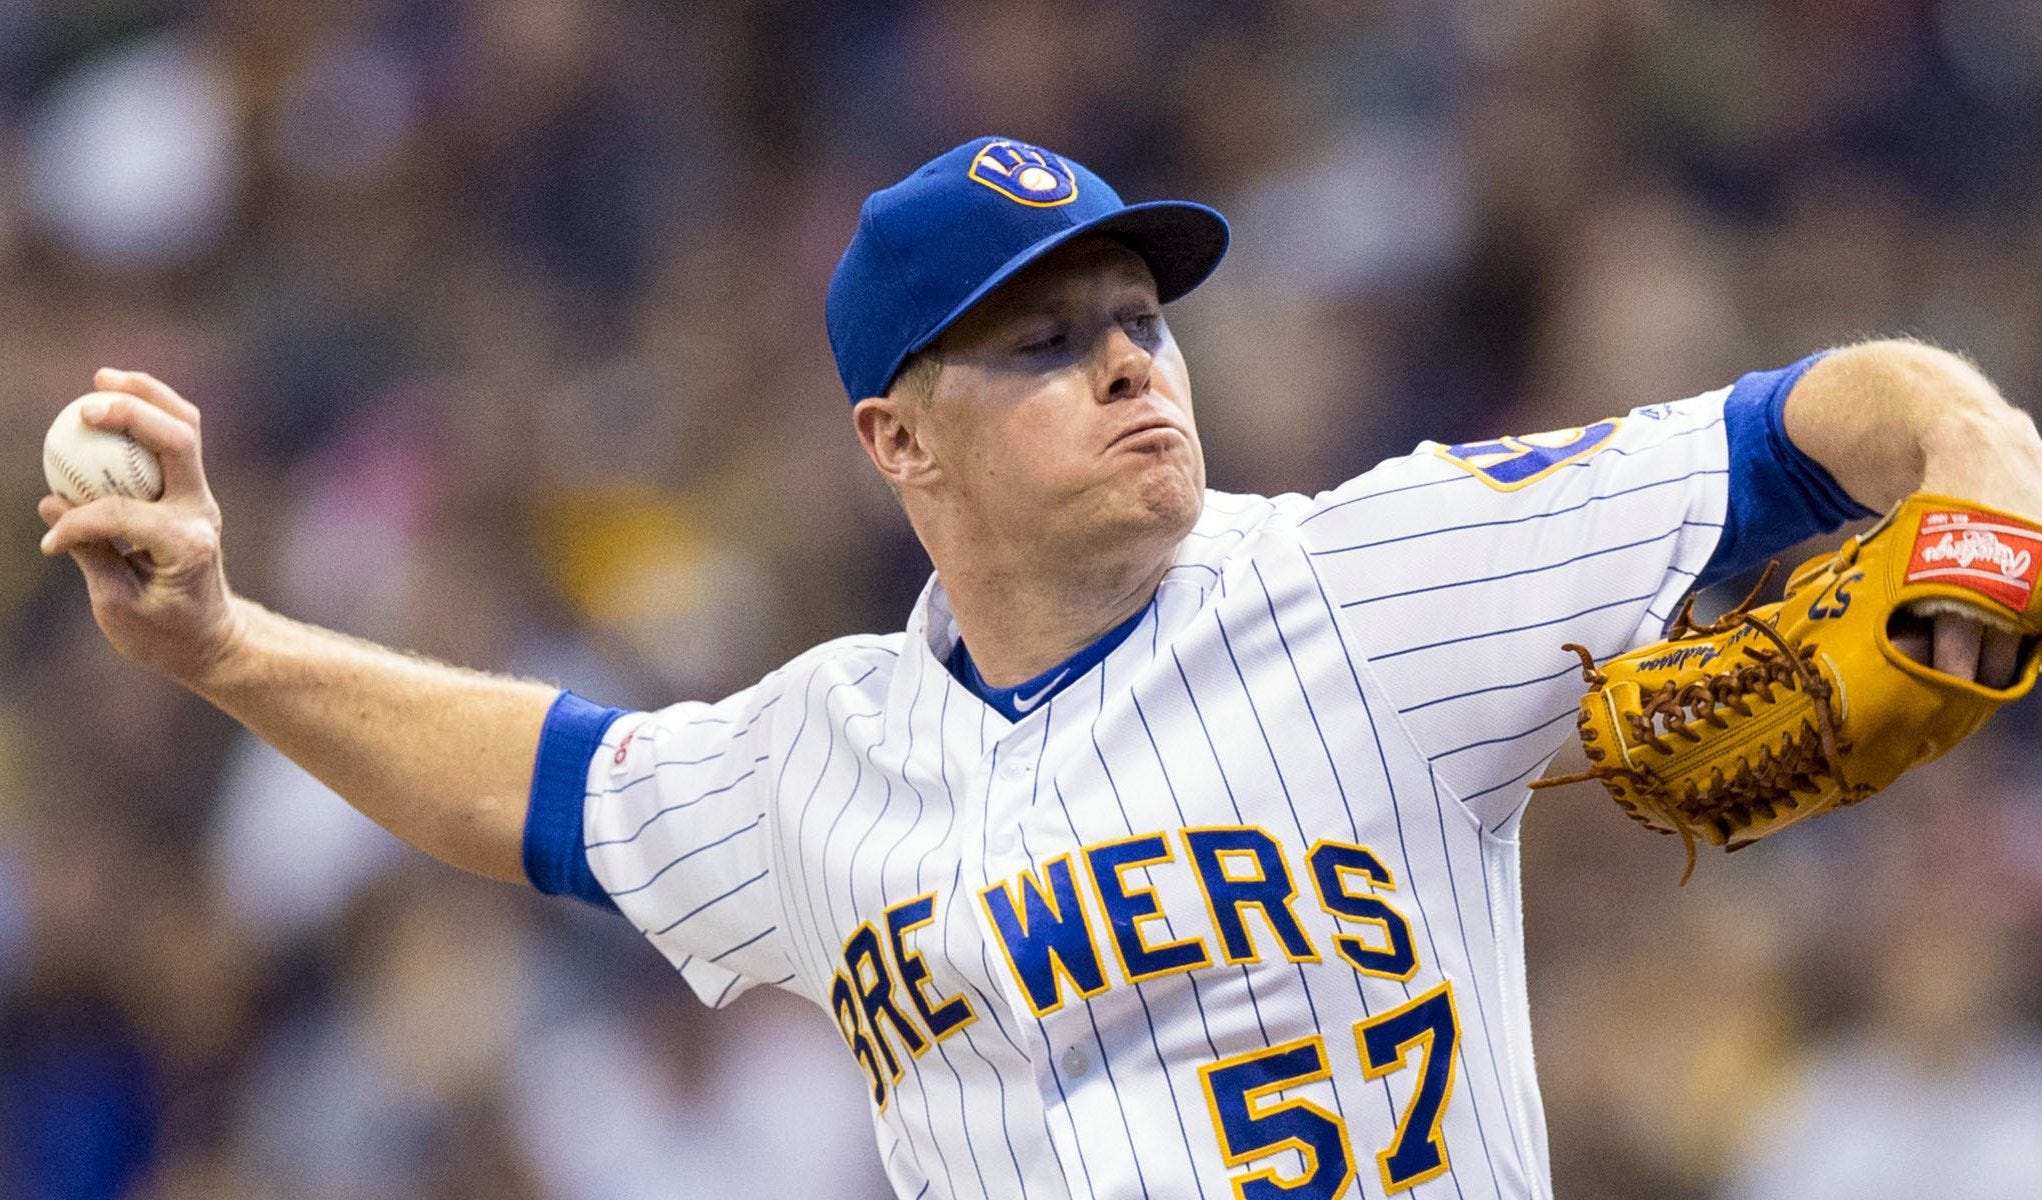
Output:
top-left (574, 389), bottom-right (1738, 1199)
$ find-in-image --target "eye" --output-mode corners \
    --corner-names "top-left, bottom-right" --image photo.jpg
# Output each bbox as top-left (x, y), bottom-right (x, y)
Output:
top-left (1017, 331), bottom-right (1067, 355)
top-left (1124, 311), bottom-right (1163, 341)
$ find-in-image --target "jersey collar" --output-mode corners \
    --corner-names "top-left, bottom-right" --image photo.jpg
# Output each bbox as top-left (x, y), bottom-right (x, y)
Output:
top-left (945, 602), bottom-right (1152, 723)
top-left (884, 491), bottom-right (1256, 744)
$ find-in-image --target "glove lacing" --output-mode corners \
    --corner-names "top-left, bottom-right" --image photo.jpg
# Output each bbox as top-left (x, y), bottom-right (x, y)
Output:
top-left (1530, 564), bottom-right (1850, 882)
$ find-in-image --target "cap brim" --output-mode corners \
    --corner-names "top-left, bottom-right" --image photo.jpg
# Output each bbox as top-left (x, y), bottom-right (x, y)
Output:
top-left (903, 200), bottom-right (1230, 358)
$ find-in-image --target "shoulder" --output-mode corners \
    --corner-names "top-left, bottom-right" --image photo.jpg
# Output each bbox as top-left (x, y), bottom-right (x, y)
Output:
top-left (753, 631), bottom-right (905, 705)
top-left (624, 632), bottom-right (904, 739)
top-left (1301, 394), bottom-right (1733, 535)
top-left (1168, 489), bottom-right (1293, 575)
top-left (778, 630), bottom-right (907, 671)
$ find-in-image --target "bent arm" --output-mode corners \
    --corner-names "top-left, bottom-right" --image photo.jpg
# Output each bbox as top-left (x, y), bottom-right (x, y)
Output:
top-left (1783, 340), bottom-right (2042, 681)
top-left (38, 369), bottom-right (550, 884)
top-left (1785, 339), bottom-right (2042, 517)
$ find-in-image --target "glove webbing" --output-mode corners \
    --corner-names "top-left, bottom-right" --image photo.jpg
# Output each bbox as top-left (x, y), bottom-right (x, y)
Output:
top-left (1531, 564), bottom-right (1852, 882)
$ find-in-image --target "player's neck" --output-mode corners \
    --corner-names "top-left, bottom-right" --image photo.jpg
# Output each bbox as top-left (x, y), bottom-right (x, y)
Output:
top-left (936, 545), bottom-right (1171, 688)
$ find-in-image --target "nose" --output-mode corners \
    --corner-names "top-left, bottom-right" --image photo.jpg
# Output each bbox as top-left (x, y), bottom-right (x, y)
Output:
top-left (1097, 323), bottom-right (1152, 404)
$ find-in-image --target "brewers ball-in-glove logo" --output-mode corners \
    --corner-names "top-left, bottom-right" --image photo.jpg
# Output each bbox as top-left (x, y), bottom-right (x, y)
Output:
top-left (969, 141), bottom-right (1079, 207)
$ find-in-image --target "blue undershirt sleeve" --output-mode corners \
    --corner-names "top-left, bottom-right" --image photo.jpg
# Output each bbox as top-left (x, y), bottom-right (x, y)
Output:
top-left (1696, 352), bottom-right (1878, 589)
top-left (523, 690), bottom-right (625, 912)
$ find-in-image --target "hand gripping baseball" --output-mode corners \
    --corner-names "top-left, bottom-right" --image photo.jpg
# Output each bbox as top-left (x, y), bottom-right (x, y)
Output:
top-left (37, 369), bottom-right (244, 684)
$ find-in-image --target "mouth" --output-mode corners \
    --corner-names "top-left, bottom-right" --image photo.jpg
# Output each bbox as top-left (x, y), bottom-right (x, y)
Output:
top-left (1108, 419), bottom-right (1184, 450)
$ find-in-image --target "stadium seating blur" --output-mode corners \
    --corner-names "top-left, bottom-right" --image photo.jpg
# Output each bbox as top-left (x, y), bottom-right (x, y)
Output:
top-left (3, 3), bottom-right (2040, 1196)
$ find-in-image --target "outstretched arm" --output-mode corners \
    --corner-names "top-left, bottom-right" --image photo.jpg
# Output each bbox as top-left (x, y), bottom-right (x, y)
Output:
top-left (37, 369), bottom-right (551, 883)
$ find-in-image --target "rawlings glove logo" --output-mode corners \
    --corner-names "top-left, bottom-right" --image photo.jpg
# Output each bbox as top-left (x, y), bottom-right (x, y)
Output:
top-left (1917, 530), bottom-right (2032, 577)
top-left (1905, 511), bottom-right (2042, 610)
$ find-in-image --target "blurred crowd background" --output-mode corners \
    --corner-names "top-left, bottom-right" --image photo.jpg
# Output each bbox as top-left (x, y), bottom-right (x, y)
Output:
top-left (4, 0), bottom-right (2042, 1197)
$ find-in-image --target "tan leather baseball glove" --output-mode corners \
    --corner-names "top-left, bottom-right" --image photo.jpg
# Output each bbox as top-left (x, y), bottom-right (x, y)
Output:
top-left (1534, 492), bottom-right (2042, 880)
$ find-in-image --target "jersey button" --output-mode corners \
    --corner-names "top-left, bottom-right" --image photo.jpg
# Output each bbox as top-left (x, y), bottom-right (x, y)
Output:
top-left (1060, 1046), bottom-right (1090, 1078)
top-left (999, 758), bottom-right (1032, 781)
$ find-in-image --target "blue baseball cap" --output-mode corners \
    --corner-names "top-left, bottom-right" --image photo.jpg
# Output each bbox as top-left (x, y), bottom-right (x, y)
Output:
top-left (826, 137), bottom-right (1230, 403)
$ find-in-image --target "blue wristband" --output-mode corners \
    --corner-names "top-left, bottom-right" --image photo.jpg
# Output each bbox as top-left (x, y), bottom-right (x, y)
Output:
top-left (1698, 352), bottom-right (1876, 589)
top-left (522, 691), bottom-right (626, 912)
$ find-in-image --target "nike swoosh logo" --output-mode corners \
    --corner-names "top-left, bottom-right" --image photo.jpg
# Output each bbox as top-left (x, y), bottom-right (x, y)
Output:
top-left (1010, 670), bottom-right (1071, 713)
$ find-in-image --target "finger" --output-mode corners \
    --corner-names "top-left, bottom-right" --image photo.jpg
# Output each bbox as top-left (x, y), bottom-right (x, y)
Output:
top-left (1932, 613), bottom-right (1984, 682)
top-left (1979, 625), bottom-right (2022, 689)
top-left (38, 494), bottom-right (74, 527)
top-left (66, 541), bottom-right (140, 603)
top-left (40, 495), bottom-right (197, 559)
top-left (95, 367), bottom-right (201, 427)
top-left (77, 392), bottom-right (206, 499)
top-left (1889, 613), bottom-right (1933, 668)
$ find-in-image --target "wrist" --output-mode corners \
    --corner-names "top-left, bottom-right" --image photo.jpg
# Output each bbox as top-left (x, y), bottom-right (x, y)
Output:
top-left (185, 593), bottom-right (264, 699)
top-left (1918, 402), bottom-right (2042, 517)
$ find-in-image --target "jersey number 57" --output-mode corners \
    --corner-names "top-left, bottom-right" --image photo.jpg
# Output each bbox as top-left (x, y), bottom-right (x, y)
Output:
top-left (1198, 981), bottom-right (1461, 1197)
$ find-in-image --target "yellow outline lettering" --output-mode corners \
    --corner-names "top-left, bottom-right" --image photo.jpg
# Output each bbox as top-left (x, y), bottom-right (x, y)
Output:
top-left (977, 854), bottom-right (1111, 1018)
top-left (882, 892), bottom-right (976, 1043)
top-left (1181, 826), bottom-right (1321, 966)
top-left (1082, 832), bottom-right (1213, 985)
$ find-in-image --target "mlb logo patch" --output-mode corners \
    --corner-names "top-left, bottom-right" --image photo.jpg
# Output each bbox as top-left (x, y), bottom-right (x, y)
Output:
top-left (1904, 508), bottom-right (2042, 611)
top-left (969, 141), bottom-right (1079, 207)
top-left (608, 717), bottom-right (651, 778)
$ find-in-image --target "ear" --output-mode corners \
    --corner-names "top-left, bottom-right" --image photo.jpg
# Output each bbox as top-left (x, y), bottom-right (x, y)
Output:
top-left (853, 396), bottom-right (941, 492)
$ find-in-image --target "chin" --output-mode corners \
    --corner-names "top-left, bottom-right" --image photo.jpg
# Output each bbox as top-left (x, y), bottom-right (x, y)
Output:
top-left (1127, 462), bottom-right (1205, 539)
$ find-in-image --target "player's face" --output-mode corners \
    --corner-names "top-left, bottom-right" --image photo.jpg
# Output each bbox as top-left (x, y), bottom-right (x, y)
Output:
top-left (918, 238), bottom-right (1203, 557)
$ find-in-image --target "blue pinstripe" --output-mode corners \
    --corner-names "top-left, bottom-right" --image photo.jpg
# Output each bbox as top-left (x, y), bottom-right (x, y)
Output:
top-left (1050, 777), bottom-right (1206, 1200)
top-left (1300, 417), bottom-right (1725, 528)
top-left (787, 668), bottom-right (885, 982)
top-left (971, 742), bottom-right (1038, 1197)
top-left (585, 770), bottom-right (760, 849)
top-left (1428, 709), bottom-right (1578, 762)
top-left (1094, 666), bottom-right (1225, 1064)
top-left (765, 661), bottom-right (839, 988)
top-left (608, 814), bottom-right (766, 896)
top-left (1374, 593), bottom-right (1659, 661)
top-left (710, 926), bottom-right (777, 962)
top-left (1399, 662), bottom-right (1588, 715)
top-left (922, 686), bottom-right (998, 1200)
top-left (1206, 593), bottom-right (1438, 1181)
top-left (1080, 656), bottom-right (1217, 1200)
top-left (1128, 687), bottom-right (1275, 1047)
top-left (818, 666), bottom-right (976, 1199)
top-left (1463, 759), bottom-right (1552, 807)
top-left (1300, 547), bottom-right (1520, 1197)
top-left (1306, 468), bottom-right (1729, 557)
top-left (1011, 781), bottom-right (1107, 1200)
top-left (1340, 525), bottom-right (1692, 607)
top-left (1011, 705), bottom-right (1096, 1200)
top-left (872, 661), bottom-right (969, 1200)
top-left (650, 870), bottom-right (767, 936)
top-left (1421, 761), bottom-right (1523, 1200)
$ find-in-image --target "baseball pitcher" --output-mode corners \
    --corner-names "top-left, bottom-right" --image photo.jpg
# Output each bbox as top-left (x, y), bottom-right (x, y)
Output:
top-left (39, 138), bottom-right (2042, 1198)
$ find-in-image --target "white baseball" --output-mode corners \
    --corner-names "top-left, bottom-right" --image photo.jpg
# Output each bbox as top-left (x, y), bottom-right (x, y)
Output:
top-left (43, 392), bottom-right (165, 504)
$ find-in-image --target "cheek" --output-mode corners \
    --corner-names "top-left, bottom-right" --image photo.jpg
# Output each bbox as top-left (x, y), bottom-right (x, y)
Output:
top-left (1156, 343), bottom-right (1195, 417)
top-left (992, 394), bottom-right (1095, 486)
top-left (949, 409), bottom-right (1075, 503)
